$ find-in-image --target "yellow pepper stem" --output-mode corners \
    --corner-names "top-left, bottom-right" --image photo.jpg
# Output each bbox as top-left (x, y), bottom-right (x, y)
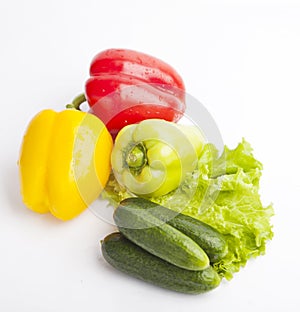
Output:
top-left (66, 93), bottom-right (86, 110)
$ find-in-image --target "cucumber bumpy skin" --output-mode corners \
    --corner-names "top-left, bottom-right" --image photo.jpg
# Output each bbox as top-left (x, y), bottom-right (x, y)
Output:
top-left (119, 198), bottom-right (228, 263)
top-left (167, 214), bottom-right (228, 263)
top-left (101, 232), bottom-right (221, 294)
top-left (114, 201), bottom-right (209, 271)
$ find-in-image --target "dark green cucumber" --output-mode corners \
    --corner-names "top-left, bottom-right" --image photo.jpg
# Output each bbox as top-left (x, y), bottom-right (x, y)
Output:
top-left (120, 197), bottom-right (228, 263)
top-left (114, 201), bottom-right (209, 271)
top-left (101, 232), bottom-right (221, 294)
top-left (167, 214), bottom-right (228, 262)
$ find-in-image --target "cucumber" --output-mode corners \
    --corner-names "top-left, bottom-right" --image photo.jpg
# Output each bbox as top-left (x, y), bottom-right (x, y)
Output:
top-left (101, 232), bottom-right (221, 294)
top-left (167, 214), bottom-right (228, 263)
top-left (114, 200), bottom-right (209, 271)
top-left (119, 197), bottom-right (228, 263)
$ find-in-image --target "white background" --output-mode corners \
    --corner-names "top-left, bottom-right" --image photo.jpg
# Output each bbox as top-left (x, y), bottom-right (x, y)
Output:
top-left (1, 0), bottom-right (299, 311)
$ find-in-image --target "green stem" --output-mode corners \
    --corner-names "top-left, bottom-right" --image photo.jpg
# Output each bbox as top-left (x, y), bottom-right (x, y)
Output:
top-left (66, 93), bottom-right (86, 110)
top-left (126, 143), bottom-right (147, 175)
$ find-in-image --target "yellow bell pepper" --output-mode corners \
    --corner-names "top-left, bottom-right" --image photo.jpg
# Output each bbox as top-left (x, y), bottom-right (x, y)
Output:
top-left (18, 109), bottom-right (113, 221)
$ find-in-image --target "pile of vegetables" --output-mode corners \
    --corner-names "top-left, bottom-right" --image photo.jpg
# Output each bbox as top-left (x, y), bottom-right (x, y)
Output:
top-left (18, 48), bottom-right (274, 294)
top-left (104, 138), bottom-right (274, 281)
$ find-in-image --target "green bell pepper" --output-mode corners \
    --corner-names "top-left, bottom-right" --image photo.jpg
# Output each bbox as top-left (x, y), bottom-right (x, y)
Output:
top-left (111, 119), bottom-right (204, 197)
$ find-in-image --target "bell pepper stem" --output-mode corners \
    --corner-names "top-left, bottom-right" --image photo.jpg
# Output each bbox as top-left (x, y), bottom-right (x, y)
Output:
top-left (126, 143), bottom-right (147, 175)
top-left (66, 93), bottom-right (86, 110)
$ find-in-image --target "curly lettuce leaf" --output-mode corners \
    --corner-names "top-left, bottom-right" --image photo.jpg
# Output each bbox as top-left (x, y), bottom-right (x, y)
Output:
top-left (102, 139), bottom-right (274, 280)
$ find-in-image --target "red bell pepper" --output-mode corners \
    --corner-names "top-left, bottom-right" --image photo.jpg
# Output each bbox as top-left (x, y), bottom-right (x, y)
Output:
top-left (82, 49), bottom-right (186, 138)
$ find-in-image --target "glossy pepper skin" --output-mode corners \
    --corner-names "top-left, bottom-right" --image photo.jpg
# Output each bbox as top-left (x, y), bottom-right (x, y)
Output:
top-left (111, 119), bottom-right (204, 197)
top-left (18, 109), bottom-right (113, 221)
top-left (85, 49), bottom-right (186, 138)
